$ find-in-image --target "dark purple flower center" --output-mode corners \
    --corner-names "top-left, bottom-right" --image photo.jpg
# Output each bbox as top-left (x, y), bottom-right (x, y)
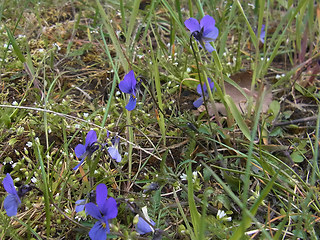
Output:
top-left (86, 142), bottom-right (100, 154)
top-left (192, 27), bottom-right (204, 42)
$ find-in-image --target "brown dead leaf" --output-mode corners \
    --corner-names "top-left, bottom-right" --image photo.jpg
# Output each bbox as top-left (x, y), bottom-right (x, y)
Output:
top-left (198, 70), bottom-right (272, 115)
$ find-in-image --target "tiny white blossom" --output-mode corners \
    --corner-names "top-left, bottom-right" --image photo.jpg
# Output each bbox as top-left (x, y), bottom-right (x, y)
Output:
top-left (31, 177), bottom-right (37, 183)
top-left (12, 101), bottom-right (18, 106)
top-left (83, 113), bottom-right (89, 118)
top-left (26, 141), bottom-right (33, 148)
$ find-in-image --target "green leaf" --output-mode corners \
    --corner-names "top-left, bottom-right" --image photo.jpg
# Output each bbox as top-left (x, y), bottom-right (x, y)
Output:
top-left (291, 151), bottom-right (304, 163)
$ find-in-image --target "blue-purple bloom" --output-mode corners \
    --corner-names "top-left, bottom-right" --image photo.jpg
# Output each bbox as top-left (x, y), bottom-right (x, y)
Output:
top-left (260, 24), bottom-right (266, 44)
top-left (75, 199), bottom-right (86, 213)
top-left (2, 173), bottom-right (21, 217)
top-left (184, 15), bottom-right (219, 53)
top-left (108, 137), bottom-right (121, 163)
top-left (136, 216), bottom-right (156, 235)
top-left (85, 184), bottom-right (118, 240)
top-left (119, 70), bottom-right (138, 111)
top-left (73, 130), bottom-right (99, 170)
top-left (193, 78), bottom-right (215, 108)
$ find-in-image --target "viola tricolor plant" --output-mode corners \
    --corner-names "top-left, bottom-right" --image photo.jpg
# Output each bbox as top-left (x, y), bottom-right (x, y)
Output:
top-left (85, 183), bottom-right (118, 240)
top-left (119, 70), bottom-right (138, 111)
top-left (2, 173), bottom-right (21, 217)
top-left (73, 130), bottom-right (99, 170)
top-left (193, 78), bottom-right (215, 108)
top-left (184, 15), bottom-right (219, 53)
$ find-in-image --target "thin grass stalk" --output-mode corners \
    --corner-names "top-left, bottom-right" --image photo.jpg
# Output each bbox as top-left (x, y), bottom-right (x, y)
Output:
top-left (195, 0), bottom-right (204, 18)
top-left (34, 142), bottom-right (51, 237)
top-left (99, 26), bottom-right (121, 132)
top-left (125, 0), bottom-right (141, 52)
top-left (119, 0), bottom-right (125, 28)
top-left (95, 0), bottom-right (127, 70)
top-left (15, 218), bottom-right (42, 240)
top-left (149, 37), bottom-right (166, 145)
top-left (173, 188), bottom-right (197, 240)
top-left (187, 164), bottom-right (201, 239)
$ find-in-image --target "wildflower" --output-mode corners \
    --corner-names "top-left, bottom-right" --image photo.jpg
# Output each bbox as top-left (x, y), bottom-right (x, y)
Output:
top-left (184, 15), bottom-right (219, 53)
top-left (135, 206), bottom-right (155, 235)
top-left (119, 70), bottom-right (138, 111)
top-left (108, 137), bottom-right (121, 163)
top-left (136, 216), bottom-right (156, 235)
top-left (2, 173), bottom-right (21, 217)
top-left (255, 24), bottom-right (266, 44)
top-left (85, 184), bottom-right (118, 240)
top-left (73, 130), bottom-right (99, 170)
top-left (217, 209), bottom-right (232, 221)
top-left (75, 199), bottom-right (86, 213)
top-left (193, 78), bottom-right (215, 108)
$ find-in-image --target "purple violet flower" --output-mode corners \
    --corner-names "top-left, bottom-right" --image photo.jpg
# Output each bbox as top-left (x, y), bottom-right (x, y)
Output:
top-left (184, 15), bottom-right (219, 53)
top-left (108, 137), bottom-right (121, 163)
top-left (2, 173), bottom-right (21, 217)
top-left (193, 78), bottom-right (215, 108)
top-left (119, 70), bottom-right (138, 111)
top-left (260, 24), bottom-right (266, 44)
top-left (136, 216), bottom-right (156, 235)
top-left (85, 184), bottom-right (118, 240)
top-left (73, 130), bottom-right (99, 170)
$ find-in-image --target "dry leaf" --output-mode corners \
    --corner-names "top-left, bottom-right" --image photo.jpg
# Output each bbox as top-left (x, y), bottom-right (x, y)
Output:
top-left (198, 71), bottom-right (272, 115)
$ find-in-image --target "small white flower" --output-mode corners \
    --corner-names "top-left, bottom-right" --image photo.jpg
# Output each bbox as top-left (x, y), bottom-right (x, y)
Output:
top-left (26, 141), bottom-right (33, 148)
top-left (83, 113), bottom-right (89, 118)
top-left (187, 67), bottom-right (192, 73)
top-left (12, 101), bottom-right (18, 106)
top-left (53, 43), bottom-right (61, 51)
top-left (115, 91), bottom-right (121, 96)
top-left (38, 48), bottom-right (45, 53)
top-left (275, 74), bottom-right (281, 79)
top-left (217, 209), bottom-right (232, 221)
top-left (217, 209), bottom-right (227, 219)
top-left (12, 163), bottom-right (17, 168)
top-left (35, 137), bottom-right (40, 144)
top-left (180, 173), bottom-right (187, 181)
top-left (31, 177), bottom-right (37, 183)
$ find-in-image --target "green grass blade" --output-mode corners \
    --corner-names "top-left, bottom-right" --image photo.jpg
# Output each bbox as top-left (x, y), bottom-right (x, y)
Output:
top-left (224, 95), bottom-right (251, 140)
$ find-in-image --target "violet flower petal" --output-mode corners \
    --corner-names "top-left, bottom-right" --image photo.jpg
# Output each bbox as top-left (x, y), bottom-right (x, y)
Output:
top-left (119, 70), bottom-right (136, 95)
top-left (85, 130), bottom-right (98, 147)
top-left (75, 199), bottom-right (86, 213)
top-left (96, 184), bottom-right (108, 210)
top-left (125, 95), bottom-right (137, 111)
top-left (3, 173), bottom-right (17, 195)
top-left (136, 217), bottom-right (155, 235)
top-left (184, 17), bottom-right (201, 33)
top-left (75, 144), bottom-right (86, 159)
top-left (102, 197), bottom-right (118, 219)
top-left (86, 202), bottom-right (103, 220)
top-left (108, 147), bottom-right (122, 162)
top-left (204, 42), bottom-right (214, 53)
top-left (73, 158), bottom-right (85, 170)
top-left (200, 15), bottom-right (216, 31)
top-left (193, 97), bottom-right (204, 108)
top-left (4, 194), bottom-right (20, 217)
top-left (89, 221), bottom-right (108, 240)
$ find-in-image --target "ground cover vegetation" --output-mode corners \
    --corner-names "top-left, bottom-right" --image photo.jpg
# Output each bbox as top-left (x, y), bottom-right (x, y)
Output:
top-left (0, 0), bottom-right (320, 239)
